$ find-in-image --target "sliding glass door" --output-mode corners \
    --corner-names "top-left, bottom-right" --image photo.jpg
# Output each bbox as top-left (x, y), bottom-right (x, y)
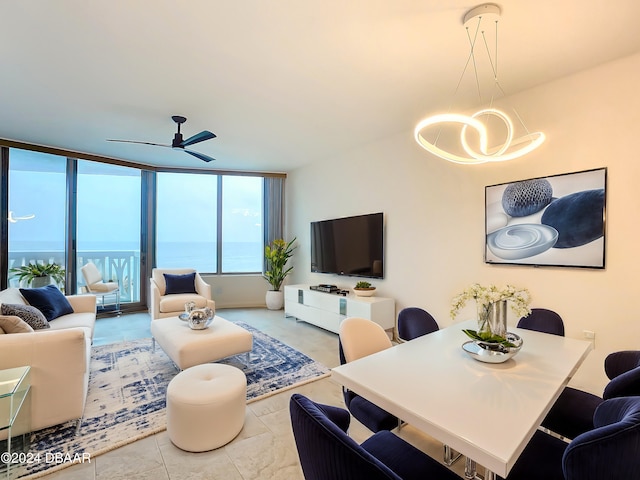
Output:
top-left (7, 150), bottom-right (67, 288)
top-left (76, 160), bottom-right (142, 303)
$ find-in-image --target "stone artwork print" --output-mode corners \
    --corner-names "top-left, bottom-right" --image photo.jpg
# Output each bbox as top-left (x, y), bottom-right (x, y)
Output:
top-left (485, 167), bottom-right (606, 268)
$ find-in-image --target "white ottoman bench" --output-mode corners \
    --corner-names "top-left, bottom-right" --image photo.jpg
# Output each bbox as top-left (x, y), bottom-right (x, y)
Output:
top-left (167, 363), bottom-right (247, 452)
top-left (151, 315), bottom-right (253, 370)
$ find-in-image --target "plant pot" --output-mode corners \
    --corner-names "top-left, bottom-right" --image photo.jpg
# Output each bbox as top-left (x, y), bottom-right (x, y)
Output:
top-left (31, 275), bottom-right (52, 288)
top-left (354, 287), bottom-right (376, 297)
top-left (266, 290), bottom-right (284, 310)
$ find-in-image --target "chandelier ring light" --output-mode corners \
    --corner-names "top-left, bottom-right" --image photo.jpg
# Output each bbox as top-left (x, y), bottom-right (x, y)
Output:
top-left (414, 3), bottom-right (545, 165)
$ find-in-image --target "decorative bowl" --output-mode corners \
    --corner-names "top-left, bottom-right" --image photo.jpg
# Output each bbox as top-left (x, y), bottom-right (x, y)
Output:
top-left (486, 224), bottom-right (558, 260)
top-left (462, 332), bottom-right (523, 364)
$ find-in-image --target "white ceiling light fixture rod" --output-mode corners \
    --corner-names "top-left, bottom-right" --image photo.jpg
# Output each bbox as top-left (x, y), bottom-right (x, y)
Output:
top-left (414, 3), bottom-right (545, 165)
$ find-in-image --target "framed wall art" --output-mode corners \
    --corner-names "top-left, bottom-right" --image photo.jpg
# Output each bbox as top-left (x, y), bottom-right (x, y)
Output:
top-left (485, 167), bottom-right (607, 269)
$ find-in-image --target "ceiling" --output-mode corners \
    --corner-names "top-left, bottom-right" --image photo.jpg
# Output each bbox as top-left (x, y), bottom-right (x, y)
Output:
top-left (1, 1), bottom-right (639, 173)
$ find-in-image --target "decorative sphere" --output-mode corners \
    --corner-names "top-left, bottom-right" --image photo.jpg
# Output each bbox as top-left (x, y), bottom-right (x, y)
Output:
top-left (187, 307), bottom-right (215, 330)
top-left (502, 179), bottom-right (553, 217)
top-left (541, 189), bottom-right (605, 248)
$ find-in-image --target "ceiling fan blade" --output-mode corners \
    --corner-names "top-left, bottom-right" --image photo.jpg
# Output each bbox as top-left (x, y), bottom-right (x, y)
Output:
top-left (183, 149), bottom-right (216, 163)
top-left (106, 139), bottom-right (171, 147)
top-left (180, 130), bottom-right (216, 147)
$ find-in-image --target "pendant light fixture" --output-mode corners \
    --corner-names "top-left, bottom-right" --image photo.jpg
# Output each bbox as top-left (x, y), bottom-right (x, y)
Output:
top-left (414, 3), bottom-right (545, 165)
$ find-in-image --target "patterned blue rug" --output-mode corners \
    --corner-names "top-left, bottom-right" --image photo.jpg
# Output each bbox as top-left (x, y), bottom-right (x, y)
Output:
top-left (16, 321), bottom-right (330, 479)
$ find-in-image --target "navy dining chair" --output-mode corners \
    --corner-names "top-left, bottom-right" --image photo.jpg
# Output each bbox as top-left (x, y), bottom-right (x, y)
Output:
top-left (503, 396), bottom-right (640, 480)
top-left (289, 393), bottom-right (461, 480)
top-left (397, 307), bottom-right (439, 342)
top-left (542, 350), bottom-right (640, 439)
top-left (517, 308), bottom-right (565, 336)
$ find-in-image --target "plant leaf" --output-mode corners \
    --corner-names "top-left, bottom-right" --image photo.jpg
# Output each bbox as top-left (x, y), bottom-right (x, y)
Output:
top-left (462, 329), bottom-right (516, 348)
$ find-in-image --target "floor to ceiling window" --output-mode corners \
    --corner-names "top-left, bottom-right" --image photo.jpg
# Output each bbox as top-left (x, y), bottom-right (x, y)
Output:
top-left (156, 172), bottom-right (218, 271)
top-left (76, 160), bottom-right (142, 302)
top-left (2, 144), bottom-right (280, 304)
top-left (156, 172), bottom-right (264, 273)
top-left (221, 175), bottom-right (263, 273)
top-left (7, 149), bottom-right (67, 288)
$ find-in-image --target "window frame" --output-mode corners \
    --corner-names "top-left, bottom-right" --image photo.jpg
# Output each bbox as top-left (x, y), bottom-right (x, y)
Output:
top-left (0, 140), bottom-right (285, 296)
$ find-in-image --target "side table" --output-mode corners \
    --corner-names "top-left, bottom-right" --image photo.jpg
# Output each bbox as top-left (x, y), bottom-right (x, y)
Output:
top-left (0, 366), bottom-right (31, 479)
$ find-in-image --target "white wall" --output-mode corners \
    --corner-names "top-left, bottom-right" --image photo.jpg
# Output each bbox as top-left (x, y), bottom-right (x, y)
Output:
top-left (202, 274), bottom-right (269, 309)
top-left (286, 52), bottom-right (640, 395)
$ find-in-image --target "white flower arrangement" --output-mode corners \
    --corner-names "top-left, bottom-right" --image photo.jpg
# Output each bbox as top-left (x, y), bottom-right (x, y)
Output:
top-left (450, 283), bottom-right (532, 321)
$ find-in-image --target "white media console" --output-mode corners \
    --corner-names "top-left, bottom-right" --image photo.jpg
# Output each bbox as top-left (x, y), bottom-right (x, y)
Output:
top-left (284, 284), bottom-right (395, 334)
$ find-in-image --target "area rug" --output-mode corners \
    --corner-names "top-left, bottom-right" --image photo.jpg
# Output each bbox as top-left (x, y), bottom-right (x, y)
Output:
top-left (16, 321), bottom-right (330, 479)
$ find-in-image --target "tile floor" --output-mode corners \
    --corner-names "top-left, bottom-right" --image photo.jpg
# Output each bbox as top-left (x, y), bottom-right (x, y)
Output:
top-left (40, 308), bottom-right (465, 479)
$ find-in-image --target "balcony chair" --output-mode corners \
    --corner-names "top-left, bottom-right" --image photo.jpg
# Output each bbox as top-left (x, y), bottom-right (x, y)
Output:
top-left (289, 393), bottom-right (461, 480)
top-left (516, 308), bottom-right (565, 336)
top-left (541, 350), bottom-right (640, 439)
top-left (80, 262), bottom-right (120, 313)
top-left (502, 396), bottom-right (640, 480)
top-left (149, 268), bottom-right (215, 320)
top-left (397, 307), bottom-right (439, 342)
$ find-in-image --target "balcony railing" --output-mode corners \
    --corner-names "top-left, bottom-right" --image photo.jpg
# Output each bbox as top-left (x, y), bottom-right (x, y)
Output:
top-left (8, 250), bottom-right (141, 303)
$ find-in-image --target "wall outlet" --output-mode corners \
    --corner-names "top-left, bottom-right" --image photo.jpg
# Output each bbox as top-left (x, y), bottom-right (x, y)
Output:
top-left (583, 330), bottom-right (595, 339)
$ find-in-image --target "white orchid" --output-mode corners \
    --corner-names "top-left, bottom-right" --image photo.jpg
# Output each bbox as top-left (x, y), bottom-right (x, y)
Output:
top-left (450, 283), bottom-right (532, 321)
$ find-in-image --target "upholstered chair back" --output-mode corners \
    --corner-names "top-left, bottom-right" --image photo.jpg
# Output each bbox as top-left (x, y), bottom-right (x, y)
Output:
top-left (563, 396), bottom-right (640, 479)
top-left (340, 317), bottom-right (391, 363)
top-left (80, 262), bottom-right (103, 287)
top-left (517, 308), bottom-right (565, 336)
top-left (397, 307), bottom-right (439, 341)
top-left (151, 268), bottom-right (196, 296)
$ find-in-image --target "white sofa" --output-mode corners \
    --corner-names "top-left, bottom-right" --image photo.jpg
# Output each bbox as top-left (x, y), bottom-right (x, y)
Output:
top-left (0, 287), bottom-right (97, 433)
top-left (149, 268), bottom-right (215, 320)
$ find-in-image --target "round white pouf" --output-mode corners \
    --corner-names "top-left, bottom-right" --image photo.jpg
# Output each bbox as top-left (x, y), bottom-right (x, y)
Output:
top-left (166, 363), bottom-right (247, 452)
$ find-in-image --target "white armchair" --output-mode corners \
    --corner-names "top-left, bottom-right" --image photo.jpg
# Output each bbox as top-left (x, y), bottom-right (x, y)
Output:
top-left (80, 262), bottom-right (120, 312)
top-left (149, 268), bottom-right (215, 320)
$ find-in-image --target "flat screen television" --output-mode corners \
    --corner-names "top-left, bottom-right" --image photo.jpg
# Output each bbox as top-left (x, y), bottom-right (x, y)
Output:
top-left (310, 212), bottom-right (384, 279)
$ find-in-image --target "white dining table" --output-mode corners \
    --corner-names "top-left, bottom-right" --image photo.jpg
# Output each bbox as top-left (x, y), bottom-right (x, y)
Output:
top-left (331, 319), bottom-right (593, 479)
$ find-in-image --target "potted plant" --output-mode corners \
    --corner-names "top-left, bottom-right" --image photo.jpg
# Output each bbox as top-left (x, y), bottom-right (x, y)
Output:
top-left (354, 281), bottom-right (376, 297)
top-left (10, 262), bottom-right (66, 288)
top-left (264, 237), bottom-right (296, 310)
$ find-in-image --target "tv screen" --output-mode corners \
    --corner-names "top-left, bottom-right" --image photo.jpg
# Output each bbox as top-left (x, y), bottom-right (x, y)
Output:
top-left (310, 212), bottom-right (384, 279)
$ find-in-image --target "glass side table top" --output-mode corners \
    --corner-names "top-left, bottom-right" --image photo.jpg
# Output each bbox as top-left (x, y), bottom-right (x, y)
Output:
top-left (0, 366), bottom-right (30, 430)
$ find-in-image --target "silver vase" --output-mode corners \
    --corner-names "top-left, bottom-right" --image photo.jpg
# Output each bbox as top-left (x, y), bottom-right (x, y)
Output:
top-left (487, 300), bottom-right (508, 338)
top-left (187, 307), bottom-right (215, 330)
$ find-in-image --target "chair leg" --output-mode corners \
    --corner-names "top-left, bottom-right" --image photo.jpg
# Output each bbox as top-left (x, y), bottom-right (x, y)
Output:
top-left (75, 417), bottom-right (83, 436)
top-left (444, 444), bottom-right (462, 466)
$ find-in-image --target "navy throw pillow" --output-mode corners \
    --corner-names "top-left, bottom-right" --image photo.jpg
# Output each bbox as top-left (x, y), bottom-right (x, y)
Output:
top-left (164, 272), bottom-right (197, 295)
top-left (19, 284), bottom-right (74, 321)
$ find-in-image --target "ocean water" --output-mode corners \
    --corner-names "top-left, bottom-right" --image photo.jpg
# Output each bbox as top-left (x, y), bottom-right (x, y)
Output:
top-left (9, 241), bottom-right (263, 274)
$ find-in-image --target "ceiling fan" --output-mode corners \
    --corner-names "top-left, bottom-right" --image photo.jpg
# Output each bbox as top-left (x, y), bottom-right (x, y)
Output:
top-left (107, 115), bottom-right (217, 162)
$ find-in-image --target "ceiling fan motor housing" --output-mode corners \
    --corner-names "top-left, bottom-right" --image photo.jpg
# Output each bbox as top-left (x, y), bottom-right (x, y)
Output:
top-left (171, 115), bottom-right (187, 148)
top-left (172, 133), bottom-right (184, 148)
